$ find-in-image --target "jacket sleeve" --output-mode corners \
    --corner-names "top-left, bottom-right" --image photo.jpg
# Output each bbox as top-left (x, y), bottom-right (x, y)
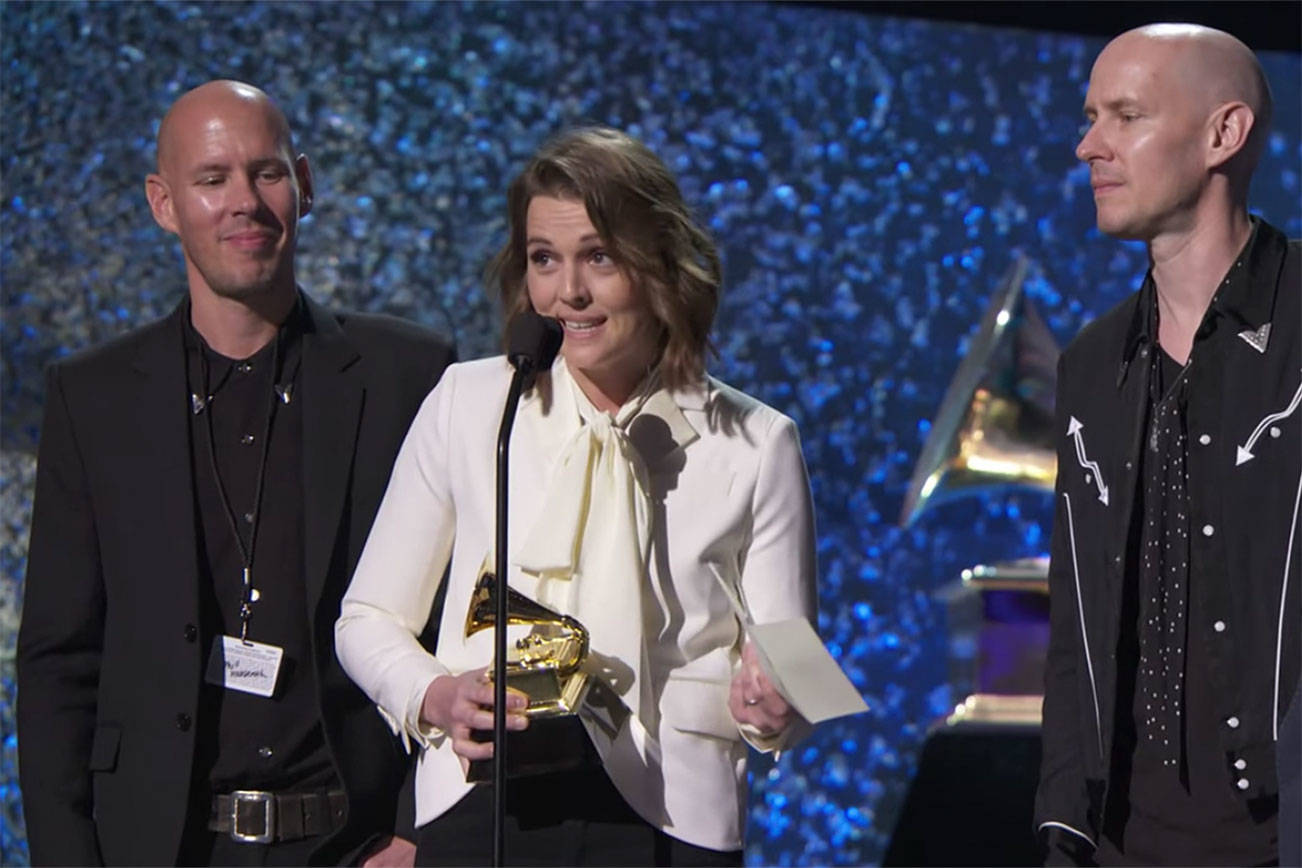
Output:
top-left (1033, 355), bottom-right (1099, 865)
top-left (734, 413), bottom-right (819, 751)
top-left (335, 366), bottom-right (460, 751)
top-left (16, 364), bottom-right (106, 866)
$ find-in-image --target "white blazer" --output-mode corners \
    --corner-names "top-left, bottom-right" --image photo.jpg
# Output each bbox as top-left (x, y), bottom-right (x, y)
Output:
top-left (335, 356), bottom-right (817, 851)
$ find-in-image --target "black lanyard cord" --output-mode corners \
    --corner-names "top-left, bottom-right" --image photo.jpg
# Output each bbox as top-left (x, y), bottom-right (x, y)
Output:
top-left (199, 333), bottom-right (283, 644)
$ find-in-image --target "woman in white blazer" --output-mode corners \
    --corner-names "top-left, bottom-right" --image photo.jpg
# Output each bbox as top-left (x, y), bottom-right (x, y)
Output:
top-left (335, 127), bottom-right (817, 866)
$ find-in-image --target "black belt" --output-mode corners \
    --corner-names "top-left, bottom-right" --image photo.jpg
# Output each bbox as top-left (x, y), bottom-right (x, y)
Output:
top-left (208, 788), bottom-right (347, 843)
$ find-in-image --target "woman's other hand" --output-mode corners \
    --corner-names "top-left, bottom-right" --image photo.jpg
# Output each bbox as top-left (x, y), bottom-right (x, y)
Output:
top-left (728, 641), bottom-right (795, 738)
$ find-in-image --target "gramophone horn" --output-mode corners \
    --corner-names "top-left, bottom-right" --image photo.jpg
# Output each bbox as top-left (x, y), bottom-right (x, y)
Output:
top-left (464, 570), bottom-right (589, 674)
top-left (900, 256), bottom-right (1059, 527)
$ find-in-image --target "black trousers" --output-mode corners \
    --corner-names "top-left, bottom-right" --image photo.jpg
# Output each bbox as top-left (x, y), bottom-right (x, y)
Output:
top-left (414, 766), bottom-right (743, 867)
top-left (180, 832), bottom-right (321, 867)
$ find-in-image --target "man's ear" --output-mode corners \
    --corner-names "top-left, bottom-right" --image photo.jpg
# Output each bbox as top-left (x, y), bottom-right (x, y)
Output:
top-left (1206, 101), bottom-right (1255, 170)
top-left (295, 154), bottom-right (314, 218)
top-left (145, 173), bottom-right (178, 234)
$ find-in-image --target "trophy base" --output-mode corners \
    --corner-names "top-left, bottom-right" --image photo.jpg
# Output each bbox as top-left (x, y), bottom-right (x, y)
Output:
top-left (500, 667), bottom-right (590, 715)
top-left (466, 711), bottom-right (596, 784)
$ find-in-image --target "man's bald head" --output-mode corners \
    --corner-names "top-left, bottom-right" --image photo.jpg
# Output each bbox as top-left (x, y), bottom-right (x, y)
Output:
top-left (155, 80), bottom-right (296, 176)
top-left (1077, 22), bottom-right (1274, 240)
top-left (1099, 24), bottom-right (1273, 170)
top-left (145, 79), bottom-right (312, 315)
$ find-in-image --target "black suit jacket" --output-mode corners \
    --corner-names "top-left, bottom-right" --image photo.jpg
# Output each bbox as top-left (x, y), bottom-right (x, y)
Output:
top-left (16, 292), bottom-right (455, 866)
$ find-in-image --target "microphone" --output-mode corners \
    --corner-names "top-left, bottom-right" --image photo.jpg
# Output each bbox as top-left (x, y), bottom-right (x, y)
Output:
top-left (506, 312), bottom-right (563, 390)
top-left (490, 310), bottom-right (561, 865)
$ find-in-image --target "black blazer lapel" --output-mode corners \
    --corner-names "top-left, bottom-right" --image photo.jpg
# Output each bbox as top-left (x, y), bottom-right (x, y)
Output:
top-left (298, 295), bottom-right (363, 614)
top-left (129, 305), bottom-right (201, 623)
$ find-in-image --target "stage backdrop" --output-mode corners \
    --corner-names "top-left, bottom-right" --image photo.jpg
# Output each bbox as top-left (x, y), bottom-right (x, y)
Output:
top-left (1, 2), bottom-right (1298, 864)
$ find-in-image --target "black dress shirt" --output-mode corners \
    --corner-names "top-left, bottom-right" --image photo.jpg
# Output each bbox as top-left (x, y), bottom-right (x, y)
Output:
top-left (184, 306), bottom-right (337, 795)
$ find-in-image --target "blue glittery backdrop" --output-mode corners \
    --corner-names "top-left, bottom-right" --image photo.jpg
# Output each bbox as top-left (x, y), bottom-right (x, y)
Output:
top-left (1, 2), bottom-right (1298, 865)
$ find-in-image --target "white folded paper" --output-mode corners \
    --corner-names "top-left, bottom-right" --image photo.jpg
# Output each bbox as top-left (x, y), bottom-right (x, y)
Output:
top-left (709, 565), bottom-right (868, 723)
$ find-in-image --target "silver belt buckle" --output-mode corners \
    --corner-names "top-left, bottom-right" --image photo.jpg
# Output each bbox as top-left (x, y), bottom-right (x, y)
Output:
top-left (230, 790), bottom-right (275, 843)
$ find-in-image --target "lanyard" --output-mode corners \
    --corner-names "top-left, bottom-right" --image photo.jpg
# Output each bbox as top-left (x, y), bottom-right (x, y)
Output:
top-left (194, 333), bottom-right (298, 643)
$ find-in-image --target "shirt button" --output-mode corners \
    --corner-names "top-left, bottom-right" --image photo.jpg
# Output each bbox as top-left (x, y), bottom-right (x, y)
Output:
top-left (1234, 758), bottom-right (1247, 770)
top-left (241, 434), bottom-right (256, 445)
top-left (176, 712), bottom-right (192, 731)
top-left (183, 623), bottom-right (198, 642)
top-left (1202, 525), bottom-right (1215, 537)
top-left (1237, 778), bottom-right (1250, 790)
top-left (1198, 434), bottom-right (1211, 446)
top-left (237, 362), bottom-right (253, 374)
top-left (1213, 620), bottom-right (1226, 633)
top-left (1226, 716), bottom-right (1240, 729)
top-left (258, 746), bottom-right (274, 759)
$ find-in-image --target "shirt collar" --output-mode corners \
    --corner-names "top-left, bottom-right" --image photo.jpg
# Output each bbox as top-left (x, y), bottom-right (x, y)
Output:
top-left (527, 357), bottom-right (702, 467)
top-left (182, 290), bottom-right (307, 362)
top-left (1118, 216), bottom-right (1287, 381)
top-left (1206, 216), bottom-right (1288, 332)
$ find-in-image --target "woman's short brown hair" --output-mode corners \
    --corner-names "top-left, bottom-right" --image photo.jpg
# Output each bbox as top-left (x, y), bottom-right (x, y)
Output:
top-left (487, 126), bottom-right (722, 391)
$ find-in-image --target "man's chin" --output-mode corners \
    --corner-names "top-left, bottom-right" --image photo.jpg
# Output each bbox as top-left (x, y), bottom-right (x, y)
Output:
top-left (1095, 215), bottom-right (1147, 242)
top-left (206, 266), bottom-right (294, 302)
top-left (209, 281), bottom-right (277, 301)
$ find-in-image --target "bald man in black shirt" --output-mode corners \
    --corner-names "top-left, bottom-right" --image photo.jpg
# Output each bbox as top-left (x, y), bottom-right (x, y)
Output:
top-left (17, 80), bottom-right (454, 866)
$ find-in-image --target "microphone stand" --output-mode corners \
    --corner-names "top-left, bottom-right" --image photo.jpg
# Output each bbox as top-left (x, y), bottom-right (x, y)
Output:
top-left (492, 356), bottom-right (534, 868)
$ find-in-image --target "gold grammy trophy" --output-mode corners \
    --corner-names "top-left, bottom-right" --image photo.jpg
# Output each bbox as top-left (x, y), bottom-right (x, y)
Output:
top-left (900, 256), bottom-right (1059, 726)
top-left (464, 569), bottom-right (595, 783)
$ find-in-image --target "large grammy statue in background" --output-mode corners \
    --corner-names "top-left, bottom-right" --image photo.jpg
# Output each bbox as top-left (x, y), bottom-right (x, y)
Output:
top-left (884, 258), bottom-right (1061, 867)
top-left (901, 256), bottom-right (1059, 724)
